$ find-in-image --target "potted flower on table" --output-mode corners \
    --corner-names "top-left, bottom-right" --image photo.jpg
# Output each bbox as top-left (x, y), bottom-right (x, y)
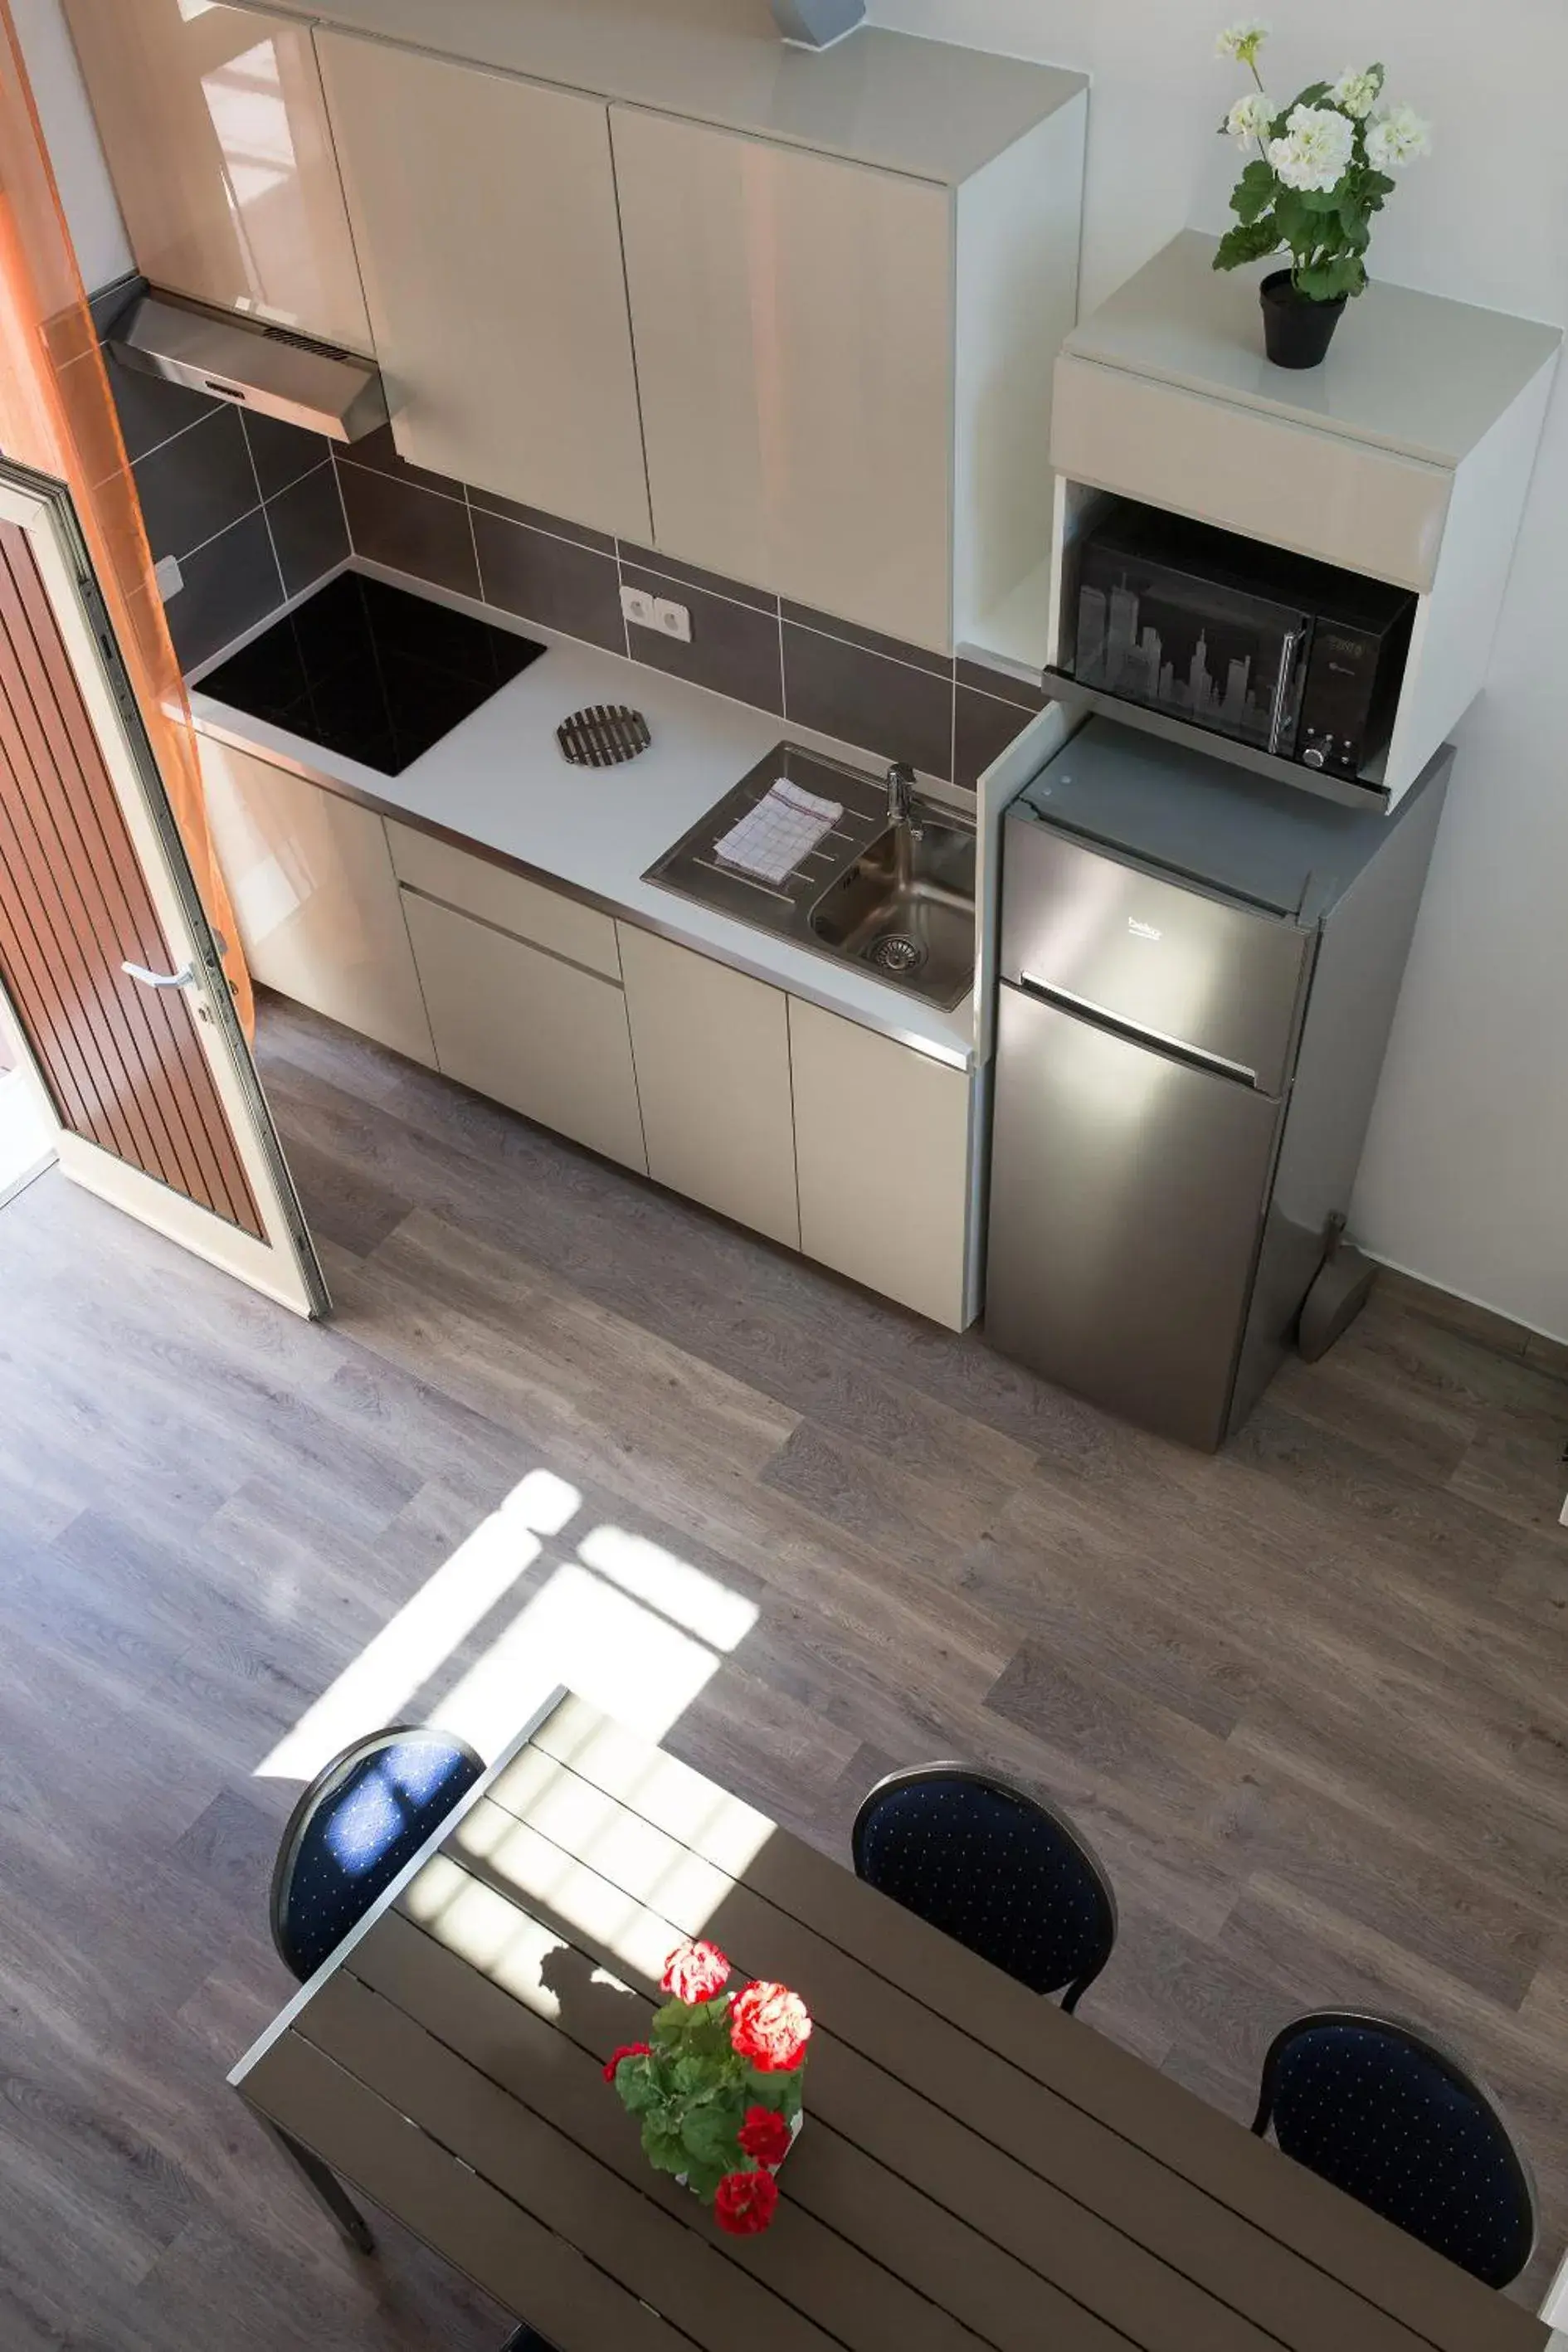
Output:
top-left (1214, 21), bottom-right (1432, 368)
top-left (606, 1938), bottom-right (811, 2238)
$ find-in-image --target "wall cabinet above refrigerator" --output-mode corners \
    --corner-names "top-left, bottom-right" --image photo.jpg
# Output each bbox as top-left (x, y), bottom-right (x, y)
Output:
top-left (1040, 232), bottom-right (1561, 810)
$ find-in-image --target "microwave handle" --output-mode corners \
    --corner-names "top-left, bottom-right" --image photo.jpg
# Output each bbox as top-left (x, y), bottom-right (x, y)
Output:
top-left (1267, 627), bottom-right (1301, 756)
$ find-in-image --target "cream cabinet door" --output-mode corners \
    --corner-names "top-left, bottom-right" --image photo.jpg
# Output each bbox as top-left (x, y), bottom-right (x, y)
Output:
top-left (200, 738), bottom-right (434, 1065)
top-left (612, 106), bottom-right (954, 650)
top-left (319, 36), bottom-right (650, 541)
top-left (402, 891), bottom-right (645, 1173)
top-left (62, 0), bottom-right (371, 352)
top-left (617, 925), bottom-right (798, 1248)
top-left (789, 999), bottom-right (971, 1328)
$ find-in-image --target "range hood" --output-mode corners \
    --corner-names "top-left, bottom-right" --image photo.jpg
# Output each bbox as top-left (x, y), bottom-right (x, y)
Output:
top-left (111, 292), bottom-right (387, 443)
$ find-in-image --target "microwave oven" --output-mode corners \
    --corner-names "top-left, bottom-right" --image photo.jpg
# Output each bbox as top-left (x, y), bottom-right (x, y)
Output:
top-left (1071, 506), bottom-right (1416, 779)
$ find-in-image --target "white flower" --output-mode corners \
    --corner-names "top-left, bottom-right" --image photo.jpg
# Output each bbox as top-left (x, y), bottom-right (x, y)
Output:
top-left (1267, 103), bottom-right (1356, 193)
top-left (1366, 102), bottom-right (1433, 168)
top-left (1225, 91), bottom-right (1274, 143)
top-left (1215, 18), bottom-right (1269, 66)
top-left (1331, 65), bottom-right (1383, 119)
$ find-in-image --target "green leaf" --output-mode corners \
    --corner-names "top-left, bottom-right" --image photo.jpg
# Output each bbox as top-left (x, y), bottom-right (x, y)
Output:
top-left (743, 2070), bottom-right (795, 2113)
top-left (1297, 187), bottom-right (1345, 213)
top-left (1337, 199), bottom-right (1371, 253)
top-left (1214, 217), bottom-right (1281, 273)
top-left (1230, 157), bottom-right (1276, 226)
top-left (684, 2157), bottom-right (728, 2203)
top-left (1297, 253), bottom-right (1366, 301)
top-left (1288, 80), bottom-right (1332, 110)
top-left (641, 2126), bottom-right (689, 2176)
top-left (616, 2065), bottom-right (661, 2118)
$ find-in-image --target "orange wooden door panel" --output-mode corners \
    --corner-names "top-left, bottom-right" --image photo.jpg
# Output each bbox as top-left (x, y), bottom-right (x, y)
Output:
top-left (0, 515), bottom-right (262, 1235)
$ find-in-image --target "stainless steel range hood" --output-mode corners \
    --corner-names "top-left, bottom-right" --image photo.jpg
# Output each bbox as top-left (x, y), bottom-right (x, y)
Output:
top-left (111, 292), bottom-right (388, 443)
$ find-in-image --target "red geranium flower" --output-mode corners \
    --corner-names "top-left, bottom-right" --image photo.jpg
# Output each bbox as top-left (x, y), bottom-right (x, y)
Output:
top-left (661, 1938), bottom-right (731, 2004)
top-left (737, 2106), bottom-right (792, 2168)
top-left (602, 2041), bottom-right (651, 2082)
top-left (729, 1980), bottom-right (812, 2072)
top-left (713, 2167), bottom-right (781, 2236)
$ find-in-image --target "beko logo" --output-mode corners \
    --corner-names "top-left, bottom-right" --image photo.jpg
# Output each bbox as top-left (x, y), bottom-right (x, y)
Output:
top-left (1127, 917), bottom-right (1163, 942)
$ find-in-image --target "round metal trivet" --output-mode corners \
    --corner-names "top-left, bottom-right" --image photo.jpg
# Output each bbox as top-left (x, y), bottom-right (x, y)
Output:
top-left (557, 705), bottom-right (651, 767)
top-left (866, 933), bottom-right (926, 974)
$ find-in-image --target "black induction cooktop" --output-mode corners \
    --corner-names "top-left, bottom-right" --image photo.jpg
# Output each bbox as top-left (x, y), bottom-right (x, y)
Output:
top-left (197, 572), bottom-right (545, 776)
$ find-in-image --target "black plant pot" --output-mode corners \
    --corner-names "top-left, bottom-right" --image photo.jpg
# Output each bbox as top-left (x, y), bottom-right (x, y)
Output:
top-left (1259, 270), bottom-right (1346, 370)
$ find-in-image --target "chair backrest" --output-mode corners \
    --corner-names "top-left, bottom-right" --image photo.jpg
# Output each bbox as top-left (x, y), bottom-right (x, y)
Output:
top-left (1253, 2010), bottom-right (1537, 2290)
top-left (851, 1763), bottom-right (1118, 2009)
top-left (270, 1725), bottom-right (485, 1983)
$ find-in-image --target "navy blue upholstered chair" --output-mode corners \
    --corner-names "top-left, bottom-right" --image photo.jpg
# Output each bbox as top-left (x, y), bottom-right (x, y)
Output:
top-left (270, 1725), bottom-right (485, 1983)
top-left (851, 1764), bottom-right (1118, 2010)
top-left (1252, 2011), bottom-right (1537, 2289)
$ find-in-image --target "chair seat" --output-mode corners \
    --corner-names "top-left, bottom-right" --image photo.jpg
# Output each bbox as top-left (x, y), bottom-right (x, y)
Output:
top-left (852, 1764), bottom-right (1117, 2008)
top-left (1258, 2016), bottom-right (1536, 2290)
top-left (271, 1726), bottom-right (485, 1983)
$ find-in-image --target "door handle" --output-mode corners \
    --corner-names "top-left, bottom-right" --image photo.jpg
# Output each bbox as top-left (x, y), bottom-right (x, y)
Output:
top-left (122, 957), bottom-right (197, 991)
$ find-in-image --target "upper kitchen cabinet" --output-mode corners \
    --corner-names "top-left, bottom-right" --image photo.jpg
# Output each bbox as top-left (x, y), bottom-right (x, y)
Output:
top-left (316, 35), bottom-right (652, 542)
top-left (614, 87), bottom-right (1086, 654)
top-left (61, 0), bottom-right (371, 353)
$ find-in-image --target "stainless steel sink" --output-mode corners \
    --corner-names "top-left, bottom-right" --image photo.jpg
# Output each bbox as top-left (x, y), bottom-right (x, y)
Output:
top-left (809, 821), bottom-right (977, 1005)
top-left (643, 743), bottom-right (976, 1010)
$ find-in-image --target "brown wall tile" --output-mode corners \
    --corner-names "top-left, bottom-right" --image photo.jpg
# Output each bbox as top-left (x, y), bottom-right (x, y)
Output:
top-left (621, 542), bottom-right (777, 615)
top-left (336, 459), bottom-right (480, 601)
top-left (621, 563), bottom-right (783, 713)
top-left (782, 598), bottom-right (951, 679)
top-left (953, 684), bottom-right (1037, 789)
top-left (782, 621), bottom-right (953, 778)
top-left (473, 508), bottom-right (626, 653)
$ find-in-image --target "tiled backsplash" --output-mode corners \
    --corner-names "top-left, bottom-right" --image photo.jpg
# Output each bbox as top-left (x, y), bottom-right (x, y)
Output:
top-left (98, 278), bottom-right (348, 673)
top-left (99, 276), bottom-right (1044, 786)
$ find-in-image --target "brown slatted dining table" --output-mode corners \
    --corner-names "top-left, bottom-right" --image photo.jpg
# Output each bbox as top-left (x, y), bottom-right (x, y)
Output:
top-left (231, 1691), bottom-right (1546, 2352)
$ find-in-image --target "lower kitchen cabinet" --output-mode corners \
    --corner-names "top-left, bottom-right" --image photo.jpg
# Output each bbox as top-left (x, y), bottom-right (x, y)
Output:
top-left (789, 997), bottom-right (972, 1329)
top-left (401, 889), bottom-right (645, 1174)
top-left (199, 737), bottom-right (436, 1066)
top-left (616, 923), bottom-right (799, 1249)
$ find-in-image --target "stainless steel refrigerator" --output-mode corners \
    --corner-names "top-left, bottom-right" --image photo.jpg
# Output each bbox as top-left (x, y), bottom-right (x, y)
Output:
top-left (985, 719), bottom-right (1450, 1449)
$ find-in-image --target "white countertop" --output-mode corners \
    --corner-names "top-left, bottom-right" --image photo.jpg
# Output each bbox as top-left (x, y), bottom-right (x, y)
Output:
top-left (187, 561), bottom-right (977, 1069)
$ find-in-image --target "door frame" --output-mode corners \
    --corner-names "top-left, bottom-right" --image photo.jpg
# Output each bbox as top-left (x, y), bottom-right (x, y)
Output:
top-left (0, 460), bottom-right (329, 1317)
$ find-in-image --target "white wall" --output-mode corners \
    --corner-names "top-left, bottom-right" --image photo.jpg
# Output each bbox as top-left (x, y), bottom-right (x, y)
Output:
top-left (877, 0), bottom-right (1568, 1344)
top-left (7, 0), bottom-right (129, 290)
top-left (15, 0), bottom-right (1568, 1337)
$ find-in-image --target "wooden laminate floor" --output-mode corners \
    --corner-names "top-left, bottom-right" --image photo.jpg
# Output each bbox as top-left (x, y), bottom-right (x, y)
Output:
top-left (0, 990), bottom-right (1564, 2349)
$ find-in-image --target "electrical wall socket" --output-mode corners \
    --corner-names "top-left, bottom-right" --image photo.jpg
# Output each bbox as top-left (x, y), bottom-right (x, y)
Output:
top-left (620, 583), bottom-right (657, 629)
top-left (653, 596), bottom-right (692, 643)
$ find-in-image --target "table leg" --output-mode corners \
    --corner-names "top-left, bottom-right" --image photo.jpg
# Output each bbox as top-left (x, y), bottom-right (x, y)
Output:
top-left (263, 2121), bottom-right (376, 2255)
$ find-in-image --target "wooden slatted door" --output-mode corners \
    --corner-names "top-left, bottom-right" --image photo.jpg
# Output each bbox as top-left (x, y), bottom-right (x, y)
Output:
top-left (0, 465), bottom-right (326, 1315)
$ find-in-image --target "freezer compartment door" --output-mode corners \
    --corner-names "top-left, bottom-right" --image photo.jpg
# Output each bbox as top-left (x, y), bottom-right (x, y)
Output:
top-left (985, 982), bottom-right (1284, 1450)
top-left (999, 818), bottom-right (1311, 1098)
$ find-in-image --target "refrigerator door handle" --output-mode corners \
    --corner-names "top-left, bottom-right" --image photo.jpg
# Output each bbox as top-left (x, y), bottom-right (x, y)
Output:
top-left (1015, 973), bottom-right (1264, 1090)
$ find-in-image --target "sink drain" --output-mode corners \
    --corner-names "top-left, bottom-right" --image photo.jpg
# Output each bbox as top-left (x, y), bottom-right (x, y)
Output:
top-left (866, 933), bottom-right (927, 975)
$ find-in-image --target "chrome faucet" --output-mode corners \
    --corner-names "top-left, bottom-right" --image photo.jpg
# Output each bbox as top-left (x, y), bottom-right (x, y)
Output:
top-left (886, 762), bottom-right (923, 840)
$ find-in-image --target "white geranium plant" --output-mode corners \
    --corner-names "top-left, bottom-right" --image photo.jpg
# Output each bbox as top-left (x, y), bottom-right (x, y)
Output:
top-left (1214, 22), bottom-right (1431, 301)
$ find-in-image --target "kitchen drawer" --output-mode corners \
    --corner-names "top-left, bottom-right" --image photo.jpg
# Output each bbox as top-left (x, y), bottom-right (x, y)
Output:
top-left (1051, 354), bottom-right (1451, 593)
top-left (385, 822), bottom-right (621, 979)
top-left (402, 890), bottom-right (645, 1172)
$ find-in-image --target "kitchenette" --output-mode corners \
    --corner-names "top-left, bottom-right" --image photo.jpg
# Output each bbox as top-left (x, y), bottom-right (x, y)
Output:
top-left (190, 570), bottom-right (1018, 1333)
top-left (60, 0), bottom-right (1561, 1449)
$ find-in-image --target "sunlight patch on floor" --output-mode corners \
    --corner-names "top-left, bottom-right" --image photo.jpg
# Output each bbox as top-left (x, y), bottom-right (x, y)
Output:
top-left (254, 1468), bottom-right (580, 1779)
top-left (255, 1469), bottom-right (760, 1783)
